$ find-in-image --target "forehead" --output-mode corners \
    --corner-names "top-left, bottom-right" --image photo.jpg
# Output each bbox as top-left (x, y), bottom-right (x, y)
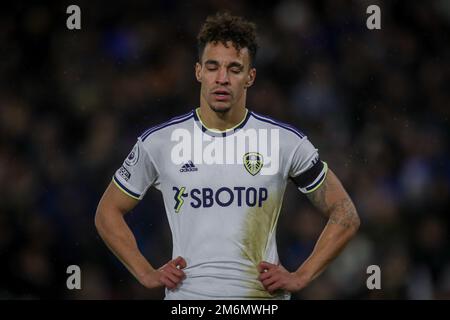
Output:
top-left (201, 41), bottom-right (250, 66)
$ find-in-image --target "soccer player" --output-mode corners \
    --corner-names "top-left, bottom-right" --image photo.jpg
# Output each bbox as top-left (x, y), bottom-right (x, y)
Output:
top-left (95, 12), bottom-right (360, 299)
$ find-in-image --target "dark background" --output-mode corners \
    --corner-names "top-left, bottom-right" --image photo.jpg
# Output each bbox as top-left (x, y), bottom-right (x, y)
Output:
top-left (0, 0), bottom-right (449, 299)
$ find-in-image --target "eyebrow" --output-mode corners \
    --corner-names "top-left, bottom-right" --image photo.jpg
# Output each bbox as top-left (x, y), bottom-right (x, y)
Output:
top-left (228, 62), bottom-right (244, 69)
top-left (204, 60), bottom-right (244, 69)
top-left (204, 60), bottom-right (219, 66)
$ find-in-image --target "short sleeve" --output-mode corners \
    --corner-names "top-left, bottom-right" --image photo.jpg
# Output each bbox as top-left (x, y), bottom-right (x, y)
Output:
top-left (112, 138), bottom-right (158, 200)
top-left (289, 137), bottom-right (328, 194)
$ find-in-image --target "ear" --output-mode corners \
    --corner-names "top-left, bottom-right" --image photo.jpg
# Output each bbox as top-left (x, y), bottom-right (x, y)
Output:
top-left (195, 62), bottom-right (202, 82)
top-left (245, 68), bottom-right (256, 89)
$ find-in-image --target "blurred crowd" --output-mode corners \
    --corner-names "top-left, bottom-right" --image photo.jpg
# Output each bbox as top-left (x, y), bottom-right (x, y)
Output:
top-left (0, 0), bottom-right (449, 299)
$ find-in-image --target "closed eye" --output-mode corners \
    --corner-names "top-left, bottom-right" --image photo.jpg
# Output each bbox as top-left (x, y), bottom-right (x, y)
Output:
top-left (205, 61), bottom-right (219, 71)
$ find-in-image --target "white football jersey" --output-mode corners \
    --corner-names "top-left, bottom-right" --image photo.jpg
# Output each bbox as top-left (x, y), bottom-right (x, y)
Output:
top-left (113, 108), bottom-right (328, 299)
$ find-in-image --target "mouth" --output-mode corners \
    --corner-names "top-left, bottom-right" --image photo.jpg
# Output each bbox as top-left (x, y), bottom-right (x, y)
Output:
top-left (212, 89), bottom-right (231, 101)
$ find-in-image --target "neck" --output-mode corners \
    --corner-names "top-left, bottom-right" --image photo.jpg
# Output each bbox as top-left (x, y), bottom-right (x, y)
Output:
top-left (198, 100), bottom-right (247, 132)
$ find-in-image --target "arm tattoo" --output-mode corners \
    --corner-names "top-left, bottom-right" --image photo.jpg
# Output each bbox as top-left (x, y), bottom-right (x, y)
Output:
top-left (327, 198), bottom-right (359, 229)
top-left (306, 172), bottom-right (359, 230)
top-left (305, 175), bottom-right (332, 214)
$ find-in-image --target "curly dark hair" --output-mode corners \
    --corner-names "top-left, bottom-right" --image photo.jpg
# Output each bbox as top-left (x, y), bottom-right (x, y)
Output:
top-left (197, 12), bottom-right (258, 66)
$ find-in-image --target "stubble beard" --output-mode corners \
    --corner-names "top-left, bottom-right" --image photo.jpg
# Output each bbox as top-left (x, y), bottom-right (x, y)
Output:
top-left (208, 103), bottom-right (232, 114)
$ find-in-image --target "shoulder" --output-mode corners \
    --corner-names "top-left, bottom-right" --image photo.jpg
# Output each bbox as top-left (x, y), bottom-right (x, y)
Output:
top-left (139, 110), bottom-right (194, 143)
top-left (249, 111), bottom-right (307, 142)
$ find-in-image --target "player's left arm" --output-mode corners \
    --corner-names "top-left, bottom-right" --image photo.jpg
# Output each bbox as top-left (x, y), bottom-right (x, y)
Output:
top-left (259, 169), bottom-right (360, 293)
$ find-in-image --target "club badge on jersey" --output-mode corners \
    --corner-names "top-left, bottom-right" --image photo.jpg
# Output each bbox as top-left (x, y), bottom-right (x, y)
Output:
top-left (243, 152), bottom-right (263, 176)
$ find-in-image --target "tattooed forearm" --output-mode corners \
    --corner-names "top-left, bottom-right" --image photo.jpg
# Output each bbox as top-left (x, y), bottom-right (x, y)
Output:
top-left (306, 169), bottom-right (360, 230)
top-left (294, 169), bottom-right (359, 286)
top-left (306, 174), bottom-right (332, 213)
top-left (327, 198), bottom-right (359, 229)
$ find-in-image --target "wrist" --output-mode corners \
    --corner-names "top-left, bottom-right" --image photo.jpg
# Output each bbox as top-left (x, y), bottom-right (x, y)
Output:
top-left (137, 268), bottom-right (159, 288)
top-left (294, 268), bottom-right (314, 289)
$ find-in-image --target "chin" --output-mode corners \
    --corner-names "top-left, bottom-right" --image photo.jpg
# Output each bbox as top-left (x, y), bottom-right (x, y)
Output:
top-left (209, 103), bottom-right (232, 114)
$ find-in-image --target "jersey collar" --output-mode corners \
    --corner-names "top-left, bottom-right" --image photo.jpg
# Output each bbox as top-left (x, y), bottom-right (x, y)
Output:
top-left (193, 107), bottom-right (251, 137)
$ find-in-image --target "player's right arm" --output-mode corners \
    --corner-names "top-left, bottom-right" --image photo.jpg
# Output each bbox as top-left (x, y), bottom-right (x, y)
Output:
top-left (95, 137), bottom-right (186, 290)
top-left (95, 182), bottom-right (186, 290)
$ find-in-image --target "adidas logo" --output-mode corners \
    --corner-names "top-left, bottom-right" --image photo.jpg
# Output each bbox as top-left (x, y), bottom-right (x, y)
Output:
top-left (179, 160), bottom-right (198, 172)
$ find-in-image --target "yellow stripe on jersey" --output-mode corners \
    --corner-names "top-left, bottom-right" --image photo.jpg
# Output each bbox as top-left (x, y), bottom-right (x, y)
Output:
top-left (112, 177), bottom-right (140, 200)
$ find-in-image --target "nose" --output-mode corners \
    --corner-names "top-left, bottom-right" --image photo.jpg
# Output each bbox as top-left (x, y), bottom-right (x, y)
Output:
top-left (215, 67), bottom-right (230, 85)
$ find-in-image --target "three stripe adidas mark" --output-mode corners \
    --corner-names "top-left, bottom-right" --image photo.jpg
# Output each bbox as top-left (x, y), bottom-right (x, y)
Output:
top-left (179, 160), bottom-right (198, 172)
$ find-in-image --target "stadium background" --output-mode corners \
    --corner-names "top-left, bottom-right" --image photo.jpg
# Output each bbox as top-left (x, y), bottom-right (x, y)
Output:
top-left (0, 0), bottom-right (449, 299)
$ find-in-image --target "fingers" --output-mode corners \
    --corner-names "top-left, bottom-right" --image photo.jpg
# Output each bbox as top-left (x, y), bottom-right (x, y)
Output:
top-left (257, 261), bottom-right (285, 293)
top-left (165, 264), bottom-right (186, 279)
top-left (159, 273), bottom-right (178, 289)
top-left (161, 268), bottom-right (181, 287)
top-left (158, 257), bottom-right (188, 290)
top-left (167, 262), bottom-right (186, 278)
top-left (258, 261), bottom-right (276, 273)
top-left (261, 274), bottom-right (279, 288)
top-left (258, 268), bottom-right (275, 281)
top-left (260, 273), bottom-right (283, 293)
top-left (170, 256), bottom-right (187, 278)
top-left (159, 269), bottom-right (182, 290)
top-left (267, 281), bottom-right (282, 293)
top-left (172, 256), bottom-right (187, 269)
